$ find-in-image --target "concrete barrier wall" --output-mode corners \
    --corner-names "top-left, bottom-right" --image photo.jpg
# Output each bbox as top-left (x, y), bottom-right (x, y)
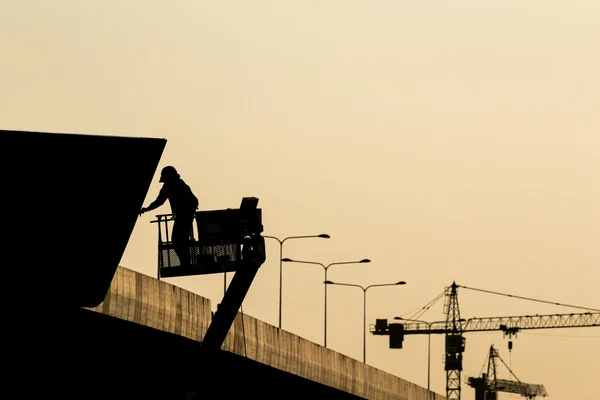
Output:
top-left (223, 312), bottom-right (445, 400)
top-left (88, 266), bottom-right (444, 400)
top-left (87, 266), bottom-right (211, 342)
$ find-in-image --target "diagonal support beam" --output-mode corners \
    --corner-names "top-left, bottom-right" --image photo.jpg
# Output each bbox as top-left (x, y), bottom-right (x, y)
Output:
top-left (190, 235), bottom-right (266, 399)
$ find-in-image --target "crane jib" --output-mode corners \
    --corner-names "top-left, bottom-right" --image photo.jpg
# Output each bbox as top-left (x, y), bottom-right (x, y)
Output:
top-left (399, 312), bottom-right (600, 335)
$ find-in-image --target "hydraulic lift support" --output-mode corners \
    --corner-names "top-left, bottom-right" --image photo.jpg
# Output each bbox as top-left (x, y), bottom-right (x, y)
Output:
top-left (193, 233), bottom-right (266, 399)
top-left (152, 196), bottom-right (266, 399)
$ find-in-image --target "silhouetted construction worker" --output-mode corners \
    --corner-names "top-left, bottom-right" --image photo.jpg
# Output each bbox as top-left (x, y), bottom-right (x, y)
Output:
top-left (140, 166), bottom-right (199, 266)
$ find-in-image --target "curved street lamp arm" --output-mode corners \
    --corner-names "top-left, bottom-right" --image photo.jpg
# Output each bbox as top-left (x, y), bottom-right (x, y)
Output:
top-left (283, 259), bottom-right (326, 269)
top-left (262, 235), bottom-right (283, 244)
top-left (326, 282), bottom-right (365, 291)
top-left (326, 260), bottom-right (370, 270)
top-left (282, 235), bottom-right (328, 243)
top-left (365, 282), bottom-right (403, 291)
top-left (263, 234), bottom-right (329, 244)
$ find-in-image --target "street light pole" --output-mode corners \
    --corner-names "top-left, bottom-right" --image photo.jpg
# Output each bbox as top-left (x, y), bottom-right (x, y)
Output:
top-left (394, 317), bottom-right (434, 391)
top-left (393, 317), bottom-right (460, 392)
top-left (326, 280), bottom-right (407, 363)
top-left (263, 234), bottom-right (330, 329)
top-left (282, 258), bottom-right (371, 347)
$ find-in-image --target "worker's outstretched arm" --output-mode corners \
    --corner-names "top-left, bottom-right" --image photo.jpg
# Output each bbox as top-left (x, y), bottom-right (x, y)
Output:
top-left (139, 187), bottom-right (168, 216)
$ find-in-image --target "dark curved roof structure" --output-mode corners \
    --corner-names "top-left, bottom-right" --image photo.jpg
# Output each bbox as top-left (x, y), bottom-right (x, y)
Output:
top-left (1, 129), bottom-right (166, 308)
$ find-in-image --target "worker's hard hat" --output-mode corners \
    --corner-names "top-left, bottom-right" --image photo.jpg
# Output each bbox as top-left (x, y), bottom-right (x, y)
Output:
top-left (159, 166), bottom-right (179, 182)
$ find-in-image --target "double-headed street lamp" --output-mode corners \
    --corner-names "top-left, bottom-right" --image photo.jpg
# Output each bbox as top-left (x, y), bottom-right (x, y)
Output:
top-left (282, 258), bottom-right (371, 347)
top-left (393, 317), bottom-right (465, 391)
top-left (326, 280), bottom-right (407, 363)
top-left (263, 234), bottom-right (330, 329)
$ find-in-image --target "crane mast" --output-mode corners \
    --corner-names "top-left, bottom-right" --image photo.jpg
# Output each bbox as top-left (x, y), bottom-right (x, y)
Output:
top-left (487, 345), bottom-right (498, 393)
top-left (444, 282), bottom-right (465, 400)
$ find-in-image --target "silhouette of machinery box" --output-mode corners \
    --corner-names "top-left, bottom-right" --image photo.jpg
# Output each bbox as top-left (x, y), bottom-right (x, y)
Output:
top-left (157, 197), bottom-right (262, 279)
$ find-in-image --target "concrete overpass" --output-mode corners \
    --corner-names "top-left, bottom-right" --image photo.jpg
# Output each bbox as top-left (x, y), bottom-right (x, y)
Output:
top-left (2, 130), bottom-right (444, 399)
top-left (82, 265), bottom-right (445, 399)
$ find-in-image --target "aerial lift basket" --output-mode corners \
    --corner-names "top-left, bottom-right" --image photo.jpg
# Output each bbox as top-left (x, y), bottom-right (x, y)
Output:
top-left (153, 198), bottom-right (262, 279)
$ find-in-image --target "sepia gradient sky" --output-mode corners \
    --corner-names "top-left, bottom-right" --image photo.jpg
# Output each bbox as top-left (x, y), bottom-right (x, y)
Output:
top-left (2, 1), bottom-right (599, 399)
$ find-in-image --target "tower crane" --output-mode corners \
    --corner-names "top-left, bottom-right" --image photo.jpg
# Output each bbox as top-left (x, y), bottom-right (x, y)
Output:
top-left (371, 282), bottom-right (600, 400)
top-left (467, 344), bottom-right (548, 399)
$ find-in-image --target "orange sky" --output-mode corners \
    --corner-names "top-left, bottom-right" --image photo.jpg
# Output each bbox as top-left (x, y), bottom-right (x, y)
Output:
top-left (2, 2), bottom-right (599, 399)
